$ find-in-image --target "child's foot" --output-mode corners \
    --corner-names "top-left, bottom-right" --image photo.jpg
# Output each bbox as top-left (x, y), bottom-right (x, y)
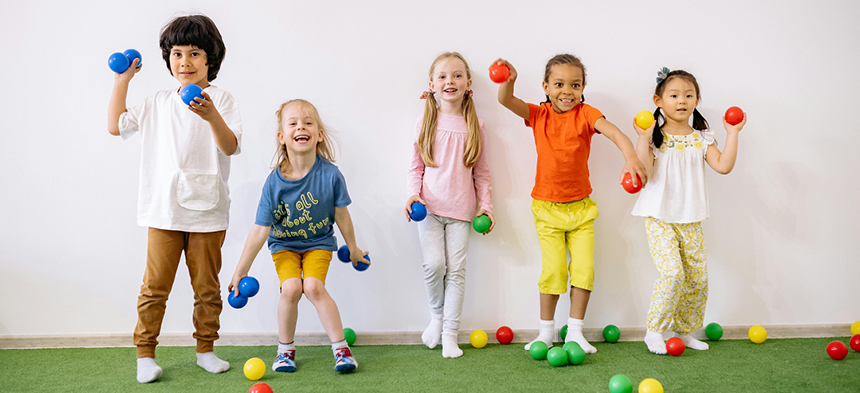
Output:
top-left (196, 352), bottom-right (230, 374)
top-left (333, 347), bottom-right (357, 373)
top-left (524, 319), bottom-right (555, 350)
top-left (136, 357), bottom-right (162, 383)
top-left (645, 330), bottom-right (667, 355)
top-left (422, 317), bottom-right (443, 349)
top-left (272, 350), bottom-right (296, 372)
top-left (564, 320), bottom-right (596, 354)
top-left (676, 333), bottom-right (709, 350)
top-left (441, 331), bottom-right (463, 358)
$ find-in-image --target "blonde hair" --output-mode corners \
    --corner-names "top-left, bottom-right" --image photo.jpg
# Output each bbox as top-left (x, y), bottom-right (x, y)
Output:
top-left (419, 52), bottom-right (482, 168)
top-left (273, 99), bottom-right (337, 174)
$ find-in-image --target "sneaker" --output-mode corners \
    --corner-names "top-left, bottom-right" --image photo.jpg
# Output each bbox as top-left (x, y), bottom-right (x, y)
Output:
top-left (272, 350), bottom-right (296, 373)
top-left (333, 347), bottom-right (357, 373)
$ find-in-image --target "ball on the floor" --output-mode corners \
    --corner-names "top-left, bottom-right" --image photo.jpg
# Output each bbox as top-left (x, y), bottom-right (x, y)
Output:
top-left (748, 325), bottom-right (767, 344)
top-left (827, 341), bottom-right (848, 360)
top-left (638, 378), bottom-right (664, 393)
top-left (243, 357), bottom-right (266, 381)
top-left (239, 276), bottom-right (260, 298)
top-left (705, 322), bottom-right (723, 341)
top-left (559, 324), bottom-right (568, 342)
top-left (228, 291), bottom-right (247, 309)
top-left (850, 334), bottom-right (860, 352)
top-left (249, 382), bottom-right (273, 393)
top-left (344, 328), bottom-right (356, 346)
top-left (529, 341), bottom-right (548, 360)
top-left (470, 329), bottom-right (488, 348)
top-left (603, 325), bottom-right (620, 343)
top-left (851, 321), bottom-right (860, 336)
top-left (666, 337), bottom-right (685, 356)
top-left (546, 347), bottom-right (568, 367)
top-left (564, 341), bottom-right (585, 365)
top-left (608, 374), bottom-right (633, 393)
top-left (496, 326), bottom-right (514, 345)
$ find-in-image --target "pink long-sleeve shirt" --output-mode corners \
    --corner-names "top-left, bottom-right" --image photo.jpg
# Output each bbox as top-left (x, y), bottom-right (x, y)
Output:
top-left (407, 113), bottom-right (493, 222)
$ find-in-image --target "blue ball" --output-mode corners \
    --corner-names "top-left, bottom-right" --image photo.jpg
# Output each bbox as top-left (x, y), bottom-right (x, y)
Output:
top-left (123, 49), bottom-right (142, 69)
top-left (108, 52), bottom-right (130, 73)
top-left (353, 259), bottom-right (370, 271)
top-left (337, 245), bottom-right (351, 263)
top-left (409, 202), bottom-right (427, 221)
top-left (180, 84), bottom-right (204, 106)
top-left (238, 276), bottom-right (260, 298)
top-left (227, 291), bottom-right (247, 309)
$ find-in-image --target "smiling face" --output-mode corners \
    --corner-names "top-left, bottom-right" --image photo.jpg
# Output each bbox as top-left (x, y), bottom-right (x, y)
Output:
top-left (542, 64), bottom-right (584, 113)
top-left (428, 57), bottom-right (472, 107)
top-left (169, 45), bottom-right (210, 88)
top-left (654, 77), bottom-right (699, 124)
top-left (277, 103), bottom-right (323, 158)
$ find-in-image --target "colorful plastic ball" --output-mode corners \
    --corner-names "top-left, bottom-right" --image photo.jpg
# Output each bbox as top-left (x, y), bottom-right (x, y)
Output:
top-left (559, 325), bottom-right (568, 342)
top-left (827, 341), bottom-right (848, 360)
top-left (470, 329), bottom-right (488, 348)
top-left (603, 325), bottom-right (621, 343)
top-left (705, 322), bottom-right (723, 341)
top-left (337, 245), bottom-right (351, 263)
top-left (635, 110), bottom-right (654, 130)
top-left (529, 341), bottom-right (548, 360)
top-left (564, 342), bottom-right (585, 365)
top-left (851, 335), bottom-right (860, 352)
top-left (344, 328), bottom-right (356, 346)
top-left (748, 325), bottom-right (767, 344)
top-left (608, 374), bottom-right (633, 393)
top-left (666, 337), bottom-right (685, 356)
top-left (546, 347), bottom-right (568, 367)
top-left (123, 49), bottom-right (142, 69)
top-left (852, 321), bottom-right (860, 336)
top-left (228, 291), bottom-right (248, 309)
top-left (496, 326), bottom-right (514, 345)
top-left (489, 63), bottom-right (510, 83)
top-left (353, 258), bottom-right (370, 272)
top-left (180, 84), bottom-right (204, 106)
top-left (638, 378), bottom-right (664, 393)
top-left (409, 202), bottom-right (427, 221)
top-left (249, 382), bottom-right (274, 393)
top-left (622, 173), bottom-right (643, 194)
top-left (243, 357), bottom-right (266, 381)
top-left (725, 106), bottom-right (744, 126)
top-left (239, 276), bottom-right (260, 298)
top-left (472, 215), bottom-right (491, 233)
top-left (108, 52), bottom-right (131, 73)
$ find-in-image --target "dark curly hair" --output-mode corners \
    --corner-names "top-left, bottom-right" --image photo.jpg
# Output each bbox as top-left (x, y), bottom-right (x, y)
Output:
top-left (159, 15), bottom-right (225, 82)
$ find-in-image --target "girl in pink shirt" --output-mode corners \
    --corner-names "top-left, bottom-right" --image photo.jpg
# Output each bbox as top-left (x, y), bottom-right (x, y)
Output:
top-left (405, 52), bottom-right (494, 358)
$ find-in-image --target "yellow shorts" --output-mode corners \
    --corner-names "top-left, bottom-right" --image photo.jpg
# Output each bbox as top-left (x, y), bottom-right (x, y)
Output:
top-left (272, 249), bottom-right (333, 285)
top-left (531, 198), bottom-right (599, 294)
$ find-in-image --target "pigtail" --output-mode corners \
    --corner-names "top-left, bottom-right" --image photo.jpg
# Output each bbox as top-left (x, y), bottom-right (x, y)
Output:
top-left (692, 108), bottom-right (709, 131)
top-left (418, 92), bottom-right (439, 168)
top-left (652, 108), bottom-right (665, 149)
top-left (462, 94), bottom-right (482, 168)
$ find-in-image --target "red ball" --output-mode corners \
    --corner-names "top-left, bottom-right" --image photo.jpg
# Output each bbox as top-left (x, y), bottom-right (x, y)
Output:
top-left (725, 106), bottom-right (744, 126)
top-left (850, 335), bottom-right (860, 352)
top-left (496, 326), bottom-right (514, 345)
top-left (489, 63), bottom-right (510, 83)
top-left (827, 341), bottom-right (848, 360)
top-left (250, 382), bottom-right (273, 393)
top-left (666, 337), bottom-right (685, 356)
top-left (622, 173), bottom-right (642, 194)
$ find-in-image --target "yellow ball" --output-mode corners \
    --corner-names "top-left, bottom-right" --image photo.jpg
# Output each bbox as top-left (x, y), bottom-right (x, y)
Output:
top-left (243, 357), bottom-right (266, 381)
top-left (635, 110), bottom-right (654, 130)
top-left (470, 329), bottom-right (488, 348)
top-left (749, 325), bottom-right (767, 344)
top-left (852, 321), bottom-right (860, 336)
top-left (638, 377), bottom-right (664, 393)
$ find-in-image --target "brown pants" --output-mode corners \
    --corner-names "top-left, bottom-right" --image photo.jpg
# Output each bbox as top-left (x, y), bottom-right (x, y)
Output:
top-left (134, 228), bottom-right (226, 358)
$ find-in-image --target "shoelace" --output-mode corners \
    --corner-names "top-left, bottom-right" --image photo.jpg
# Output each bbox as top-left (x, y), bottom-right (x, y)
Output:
top-left (278, 351), bottom-right (295, 362)
top-left (334, 347), bottom-right (353, 362)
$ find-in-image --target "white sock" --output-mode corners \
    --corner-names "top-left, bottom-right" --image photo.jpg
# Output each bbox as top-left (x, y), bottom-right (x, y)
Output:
top-left (136, 357), bottom-right (162, 383)
top-left (645, 330), bottom-right (667, 355)
top-left (422, 316), bottom-right (443, 349)
top-left (524, 319), bottom-right (555, 350)
top-left (441, 331), bottom-right (463, 358)
top-left (565, 318), bottom-right (596, 354)
top-left (331, 340), bottom-right (348, 352)
top-left (196, 352), bottom-right (230, 374)
top-left (675, 333), bottom-right (709, 350)
top-left (278, 341), bottom-right (295, 353)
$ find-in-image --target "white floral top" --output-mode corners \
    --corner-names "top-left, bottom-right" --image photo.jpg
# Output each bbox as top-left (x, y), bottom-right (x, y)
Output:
top-left (631, 130), bottom-right (716, 223)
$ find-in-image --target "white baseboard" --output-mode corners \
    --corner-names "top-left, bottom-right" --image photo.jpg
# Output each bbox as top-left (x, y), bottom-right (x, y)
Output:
top-left (0, 324), bottom-right (851, 350)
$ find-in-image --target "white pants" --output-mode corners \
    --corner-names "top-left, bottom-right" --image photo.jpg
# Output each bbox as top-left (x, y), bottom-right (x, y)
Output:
top-left (417, 213), bottom-right (471, 332)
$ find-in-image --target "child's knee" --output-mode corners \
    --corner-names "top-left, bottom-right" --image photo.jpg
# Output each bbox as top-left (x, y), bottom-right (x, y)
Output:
top-left (280, 279), bottom-right (303, 302)
top-left (302, 279), bottom-right (327, 300)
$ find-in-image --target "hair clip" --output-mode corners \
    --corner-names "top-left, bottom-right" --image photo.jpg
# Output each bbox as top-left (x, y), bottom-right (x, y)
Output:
top-left (466, 90), bottom-right (473, 98)
top-left (420, 91), bottom-right (432, 100)
top-left (656, 67), bottom-right (670, 84)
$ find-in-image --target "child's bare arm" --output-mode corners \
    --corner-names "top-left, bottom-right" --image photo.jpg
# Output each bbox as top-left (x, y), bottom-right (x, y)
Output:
top-left (706, 114), bottom-right (745, 174)
top-left (493, 59), bottom-right (530, 120)
top-left (229, 224), bottom-right (270, 296)
top-left (334, 206), bottom-right (369, 265)
top-left (595, 118), bottom-right (648, 186)
top-left (190, 91), bottom-right (238, 156)
top-left (107, 59), bottom-right (140, 136)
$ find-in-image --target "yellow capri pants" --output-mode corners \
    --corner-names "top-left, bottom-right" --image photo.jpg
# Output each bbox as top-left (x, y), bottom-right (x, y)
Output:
top-left (273, 249), bottom-right (333, 285)
top-left (531, 198), bottom-right (599, 294)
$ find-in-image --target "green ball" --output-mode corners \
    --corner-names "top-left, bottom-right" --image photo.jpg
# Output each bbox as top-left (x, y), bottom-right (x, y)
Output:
top-left (603, 325), bottom-right (621, 343)
top-left (529, 341), bottom-right (549, 360)
top-left (472, 215), bottom-right (492, 233)
top-left (565, 343), bottom-right (585, 365)
top-left (559, 324), bottom-right (568, 342)
top-left (343, 328), bottom-right (356, 346)
top-left (608, 374), bottom-right (633, 393)
top-left (546, 347), bottom-right (568, 367)
top-left (705, 322), bottom-right (723, 341)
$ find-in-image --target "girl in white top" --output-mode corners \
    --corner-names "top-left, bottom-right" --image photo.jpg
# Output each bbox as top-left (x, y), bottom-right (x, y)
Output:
top-left (631, 68), bottom-right (745, 355)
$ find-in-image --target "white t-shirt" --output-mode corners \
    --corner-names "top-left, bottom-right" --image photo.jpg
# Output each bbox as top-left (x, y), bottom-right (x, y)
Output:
top-left (631, 130), bottom-right (715, 224)
top-left (119, 85), bottom-right (242, 232)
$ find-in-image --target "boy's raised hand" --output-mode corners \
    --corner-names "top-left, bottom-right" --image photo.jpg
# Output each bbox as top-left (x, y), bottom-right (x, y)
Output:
top-left (114, 58), bottom-right (141, 83)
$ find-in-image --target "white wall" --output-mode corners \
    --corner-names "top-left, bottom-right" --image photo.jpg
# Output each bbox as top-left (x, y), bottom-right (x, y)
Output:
top-left (1, 0), bottom-right (858, 338)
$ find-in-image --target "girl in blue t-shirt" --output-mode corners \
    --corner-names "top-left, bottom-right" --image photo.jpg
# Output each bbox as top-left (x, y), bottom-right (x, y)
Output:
top-left (230, 99), bottom-right (369, 373)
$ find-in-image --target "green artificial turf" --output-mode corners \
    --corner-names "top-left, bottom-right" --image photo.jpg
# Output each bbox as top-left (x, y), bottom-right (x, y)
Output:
top-left (1, 338), bottom-right (858, 392)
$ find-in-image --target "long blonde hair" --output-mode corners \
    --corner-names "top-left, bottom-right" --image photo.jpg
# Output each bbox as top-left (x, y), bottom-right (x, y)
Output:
top-left (419, 52), bottom-right (482, 168)
top-left (273, 99), bottom-right (337, 174)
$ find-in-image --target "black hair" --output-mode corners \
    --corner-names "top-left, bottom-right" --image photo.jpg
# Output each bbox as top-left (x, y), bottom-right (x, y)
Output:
top-left (543, 54), bottom-right (586, 104)
top-left (652, 70), bottom-right (709, 148)
top-left (159, 15), bottom-right (226, 82)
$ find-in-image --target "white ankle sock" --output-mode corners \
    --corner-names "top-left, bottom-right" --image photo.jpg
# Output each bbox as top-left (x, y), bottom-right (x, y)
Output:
top-left (422, 316), bottom-right (443, 349)
top-left (278, 341), bottom-right (295, 353)
top-left (565, 318), bottom-right (596, 354)
top-left (676, 333), bottom-right (709, 350)
top-left (196, 352), bottom-right (230, 373)
top-left (331, 340), bottom-right (348, 352)
top-left (441, 331), bottom-right (463, 358)
top-left (525, 319), bottom-right (555, 350)
top-left (645, 330), bottom-right (667, 354)
top-left (136, 357), bottom-right (162, 383)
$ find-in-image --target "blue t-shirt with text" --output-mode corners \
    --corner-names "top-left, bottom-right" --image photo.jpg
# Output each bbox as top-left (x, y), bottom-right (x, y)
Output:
top-left (255, 157), bottom-right (351, 253)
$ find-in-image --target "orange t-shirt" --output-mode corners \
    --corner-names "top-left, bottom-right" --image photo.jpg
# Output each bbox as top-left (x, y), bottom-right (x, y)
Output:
top-left (525, 102), bottom-right (604, 202)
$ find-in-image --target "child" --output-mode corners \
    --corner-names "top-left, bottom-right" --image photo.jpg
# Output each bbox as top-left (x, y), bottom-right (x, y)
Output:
top-left (406, 52), bottom-right (494, 359)
top-left (631, 68), bottom-right (744, 354)
top-left (230, 99), bottom-right (366, 373)
top-left (495, 54), bottom-right (647, 353)
top-left (107, 15), bottom-right (240, 383)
